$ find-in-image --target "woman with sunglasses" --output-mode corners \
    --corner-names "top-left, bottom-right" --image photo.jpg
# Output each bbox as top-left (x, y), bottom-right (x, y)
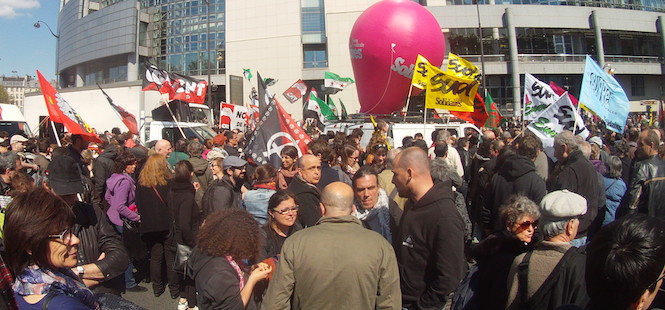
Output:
top-left (261, 191), bottom-right (303, 259)
top-left (5, 188), bottom-right (99, 309)
top-left (469, 195), bottom-right (541, 310)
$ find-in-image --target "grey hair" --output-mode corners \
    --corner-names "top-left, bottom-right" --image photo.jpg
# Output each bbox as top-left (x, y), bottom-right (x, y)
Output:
top-left (579, 141), bottom-right (591, 159)
top-left (608, 155), bottom-right (622, 179)
top-left (541, 219), bottom-right (569, 240)
top-left (385, 148), bottom-right (401, 169)
top-left (0, 151), bottom-right (18, 173)
top-left (187, 142), bottom-right (205, 157)
top-left (436, 129), bottom-right (451, 143)
top-left (554, 131), bottom-right (579, 152)
top-left (499, 195), bottom-right (541, 227)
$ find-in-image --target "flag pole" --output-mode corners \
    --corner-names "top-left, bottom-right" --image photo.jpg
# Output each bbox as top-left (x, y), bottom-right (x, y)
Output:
top-left (50, 120), bottom-right (62, 147)
top-left (160, 93), bottom-right (187, 139)
top-left (403, 86), bottom-right (414, 122)
top-left (423, 107), bottom-right (428, 134)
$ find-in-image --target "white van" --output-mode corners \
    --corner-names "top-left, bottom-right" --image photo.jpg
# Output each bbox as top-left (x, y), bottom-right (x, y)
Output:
top-left (0, 104), bottom-right (32, 137)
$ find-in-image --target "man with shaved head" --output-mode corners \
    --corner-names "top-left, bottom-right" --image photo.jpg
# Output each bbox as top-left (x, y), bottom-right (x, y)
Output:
top-left (287, 154), bottom-right (323, 227)
top-left (392, 147), bottom-right (466, 310)
top-left (264, 182), bottom-right (401, 310)
top-left (154, 139), bottom-right (172, 157)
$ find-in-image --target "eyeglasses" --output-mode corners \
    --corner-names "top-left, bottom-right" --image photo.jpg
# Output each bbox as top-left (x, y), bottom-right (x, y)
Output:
top-left (273, 206), bottom-right (299, 215)
top-left (48, 228), bottom-right (75, 245)
top-left (374, 144), bottom-right (388, 151)
top-left (517, 220), bottom-right (538, 230)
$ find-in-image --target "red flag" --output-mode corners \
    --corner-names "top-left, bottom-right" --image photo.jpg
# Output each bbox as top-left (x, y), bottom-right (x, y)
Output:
top-left (142, 61), bottom-right (177, 97)
top-left (549, 81), bottom-right (579, 106)
top-left (37, 71), bottom-right (102, 143)
top-left (97, 84), bottom-right (139, 135)
top-left (171, 73), bottom-right (208, 104)
top-left (484, 92), bottom-right (504, 129)
top-left (449, 92), bottom-right (489, 128)
top-left (282, 79), bottom-right (308, 103)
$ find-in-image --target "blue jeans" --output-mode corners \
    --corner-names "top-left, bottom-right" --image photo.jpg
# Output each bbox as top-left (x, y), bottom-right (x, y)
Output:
top-left (115, 224), bottom-right (138, 288)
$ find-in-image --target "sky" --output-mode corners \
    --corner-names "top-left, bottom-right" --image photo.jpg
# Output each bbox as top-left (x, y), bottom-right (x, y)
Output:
top-left (0, 0), bottom-right (59, 81)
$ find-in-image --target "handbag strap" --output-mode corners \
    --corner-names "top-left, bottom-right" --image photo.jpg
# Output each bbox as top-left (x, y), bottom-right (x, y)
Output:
top-left (153, 186), bottom-right (165, 205)
top-left (517, 251), bottom-right (533, 308)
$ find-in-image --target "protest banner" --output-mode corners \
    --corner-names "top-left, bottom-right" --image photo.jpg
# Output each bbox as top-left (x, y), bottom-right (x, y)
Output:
top-left (410, 54), bottom-right (433, 90)
top-left (523, 73), bottom-right (559, 120)
top-left (579, 55), bottom-right (630, 133)
top-left (527, 93), bottom-right (589, 153)
top-left (220, 103), bottom-right (249, 131)
top-left (424, 64), bottom-right (478, 112)
top-left (446, 53), bottom-right (480, 81)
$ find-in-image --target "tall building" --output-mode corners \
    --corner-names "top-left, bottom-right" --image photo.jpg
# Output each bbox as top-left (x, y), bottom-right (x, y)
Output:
top-left (24, 0), bottom-right (665, 133)
top-left (1, 75), bottom-right (40, 111)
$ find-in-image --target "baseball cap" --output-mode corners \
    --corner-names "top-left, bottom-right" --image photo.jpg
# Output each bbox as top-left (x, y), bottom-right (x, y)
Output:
top-left (46, 155), bottom-right (84, 196)
top-left (222, 156), bottom-right (247, 170)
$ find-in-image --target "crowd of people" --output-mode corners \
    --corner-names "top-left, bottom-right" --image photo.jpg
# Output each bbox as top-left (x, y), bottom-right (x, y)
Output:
top-left (0, 116), bottom-right (663, 310)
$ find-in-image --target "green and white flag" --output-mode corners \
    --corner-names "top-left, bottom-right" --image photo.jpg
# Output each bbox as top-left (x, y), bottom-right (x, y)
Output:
top-left (327, 96), bottom-right (339, 119)
top-left (307, 92), bottom-right (336, 122)
top-left (324, 72), bottom-right (355, 90)
top-left (339, 98), bottom-right (348, 119)
top-left (243, 68), bottom-right (253, 81)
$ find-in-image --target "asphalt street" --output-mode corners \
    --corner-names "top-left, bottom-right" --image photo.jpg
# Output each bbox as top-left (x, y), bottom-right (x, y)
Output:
top-left (122, 283), bottom-right (181, 310)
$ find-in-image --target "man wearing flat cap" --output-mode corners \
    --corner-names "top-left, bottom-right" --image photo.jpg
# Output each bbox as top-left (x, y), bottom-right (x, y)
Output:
top-left (201, 155), bottom-right (246, 218)
top-left (506, 190), bottom-right (589, 310)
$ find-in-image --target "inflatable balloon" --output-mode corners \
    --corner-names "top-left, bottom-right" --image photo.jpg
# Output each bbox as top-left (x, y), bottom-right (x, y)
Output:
top-left (349, 0), bottom-right (446, 115)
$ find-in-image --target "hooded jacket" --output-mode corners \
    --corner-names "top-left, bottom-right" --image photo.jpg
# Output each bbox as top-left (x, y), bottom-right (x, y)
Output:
top-left (395, 182), bottom-right (466, 310)
top-left (168, 180), bottom-right (200, 247)
top-left (187, 155), bottom-right (212, 209)
top-left (92, 145), bottom-right (118, 210)
top-left (486, 154), bottom-right (546, 233)
top-left (105, 172), bottom-right (139, 227)
top-left (201, 175), bottom-right (242, 219)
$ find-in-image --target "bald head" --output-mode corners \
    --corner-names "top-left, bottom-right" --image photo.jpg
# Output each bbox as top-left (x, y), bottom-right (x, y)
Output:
top-left (155, 139), bottom-right (172, 156)
top-left (320, 182), bottom-right (355, 217)
top-left (394, 147), bottom-right (430, 176)
top-left (297, 154), bottom-right (321, 185)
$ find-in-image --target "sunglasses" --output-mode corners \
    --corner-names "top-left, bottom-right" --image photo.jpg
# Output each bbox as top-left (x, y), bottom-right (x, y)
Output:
top-left (517, 220), bottom-right (538, 230)
top-left (48, 228), bottom-right (75, 245)
top-left (273, 206), bottom-right (299, 215)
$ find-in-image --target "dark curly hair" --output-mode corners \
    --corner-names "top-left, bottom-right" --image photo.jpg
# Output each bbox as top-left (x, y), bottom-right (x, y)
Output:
top-left (197, 209), bottom-right (260, 260)
top-left (114, 150), bottom-right (137, 174)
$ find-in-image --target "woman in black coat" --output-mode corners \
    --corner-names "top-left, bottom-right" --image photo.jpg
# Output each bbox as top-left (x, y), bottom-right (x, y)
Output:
top-left (135, 154), bottom-right (179, 298)
top-left (169, 160), bottom-right (202, 310)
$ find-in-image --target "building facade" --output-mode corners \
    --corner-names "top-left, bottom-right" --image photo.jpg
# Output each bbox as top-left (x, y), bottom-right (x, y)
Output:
top-left (24, 0), bottom-right (665, 133)
top-left (1, 75), bottom-right (40, 111)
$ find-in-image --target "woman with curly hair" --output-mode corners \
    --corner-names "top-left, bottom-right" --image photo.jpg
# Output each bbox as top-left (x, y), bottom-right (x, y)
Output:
top-left (188, 209), bottom-right (272, 309)
top-left (135, 154), bottom-right (179, 298)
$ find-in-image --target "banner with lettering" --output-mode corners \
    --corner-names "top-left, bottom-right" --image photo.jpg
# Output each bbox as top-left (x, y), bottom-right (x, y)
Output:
top-left (410, 54), bottom-right (433, 90)
top-left (220, 103), bottom-right (249, 131)
top-left (446, 53), bottom-right (480, 81)
top-left (527, 93), bottom-right (589, 151)
top-left (579, 55), bottom-right (630, 133)
top-left (424, 64), bottom-right (478, 112)
top-left (523, 73), bottom-right (560, 120)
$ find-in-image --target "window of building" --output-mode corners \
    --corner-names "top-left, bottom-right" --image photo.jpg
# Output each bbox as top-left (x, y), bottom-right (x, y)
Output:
top-left (303, 44), bottom-right (328, 68)
top-left (516, 28), bottom-right (595, 55)
top-left (631, 76), bottom-right (645, 97)
top-left (448, 28), bottom-right (509, 55)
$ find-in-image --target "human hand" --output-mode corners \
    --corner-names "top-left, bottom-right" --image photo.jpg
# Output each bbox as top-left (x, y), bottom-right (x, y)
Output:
top-left (248, 262), bottom-right (272, 283)
top-left (193, 182), bottom-right (201, 192)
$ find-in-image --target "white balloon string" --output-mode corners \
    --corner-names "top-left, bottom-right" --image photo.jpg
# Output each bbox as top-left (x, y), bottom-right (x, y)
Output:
top-left (366, 43), bottom-right (396, 114)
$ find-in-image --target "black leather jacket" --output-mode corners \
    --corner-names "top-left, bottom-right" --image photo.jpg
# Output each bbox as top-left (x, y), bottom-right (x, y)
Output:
top-left (72, 201), bottom-right (129, 281)
top-left (626, 155), bottom-right (665, 219)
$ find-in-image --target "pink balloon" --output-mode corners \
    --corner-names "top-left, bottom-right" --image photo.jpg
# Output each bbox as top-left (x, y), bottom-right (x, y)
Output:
top-left (349, 0), bottom-right (446, 115)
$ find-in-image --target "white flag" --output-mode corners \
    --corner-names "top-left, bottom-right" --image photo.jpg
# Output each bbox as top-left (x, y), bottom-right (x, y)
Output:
top-left (527, 93), bottom-right (589, 159)
top-left (524, 73), bottom-right (560, 120)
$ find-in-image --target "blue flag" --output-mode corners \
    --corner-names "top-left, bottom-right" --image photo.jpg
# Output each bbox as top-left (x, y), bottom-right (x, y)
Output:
top-left (579, 55), bottom-right (629, 133)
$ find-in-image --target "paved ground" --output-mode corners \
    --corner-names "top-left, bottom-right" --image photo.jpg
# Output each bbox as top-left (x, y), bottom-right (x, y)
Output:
top-left (122, 282), bottom-right (181, 310)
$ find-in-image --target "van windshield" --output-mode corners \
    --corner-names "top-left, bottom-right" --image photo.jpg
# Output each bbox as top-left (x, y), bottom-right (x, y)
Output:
top-left (190, 126), bottom-right (217, 140)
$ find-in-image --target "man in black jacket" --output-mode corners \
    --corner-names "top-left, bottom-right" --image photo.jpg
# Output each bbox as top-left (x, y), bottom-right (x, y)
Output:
top-left (201, 156), bottom-right (246, 219)
top-left (287, 154), bottom-right (322, 227)
top-left (623, 129), bottom-right (665, 219)
top-left (92, 143), bottom-right (119, 212)
top-left (485, 135), bottom-right (547, 234)
top-left (392, 147), bottom-right (466, 310)
top-left (549, 131), bottom-right (602, 247)
top-left (44, 155), bottom-right (129, 294)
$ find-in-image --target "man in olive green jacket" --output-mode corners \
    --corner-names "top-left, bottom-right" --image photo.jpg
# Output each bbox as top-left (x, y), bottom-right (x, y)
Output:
top-left (263, 182), bottom-right (401, 310)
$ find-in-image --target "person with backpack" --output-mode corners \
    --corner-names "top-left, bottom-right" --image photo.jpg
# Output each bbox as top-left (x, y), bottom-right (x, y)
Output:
top-left (186, 142), bottom-right (212, 209)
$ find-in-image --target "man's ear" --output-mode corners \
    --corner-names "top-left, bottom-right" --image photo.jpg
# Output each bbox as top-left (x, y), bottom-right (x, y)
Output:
top-left (633, 289), bottom-right (651, 310)
top-left (319, 202), bottom-right (326, 216)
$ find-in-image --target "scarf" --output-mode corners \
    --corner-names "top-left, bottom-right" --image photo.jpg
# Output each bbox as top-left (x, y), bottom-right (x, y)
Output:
top-left (13, 265), bottom-right (100, 310)
top-left (353, 189), bottom-right (392, 241)
top-left (254, 183), bottom-right (276, 190)
top-left (277, 168), bottom-right (297, 190)
top-left (225, 256), bottom-right (245, 290)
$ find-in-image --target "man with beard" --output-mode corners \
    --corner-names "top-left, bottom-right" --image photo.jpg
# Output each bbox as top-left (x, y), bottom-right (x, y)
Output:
top-left (201, 156), bottom-right (246, 218)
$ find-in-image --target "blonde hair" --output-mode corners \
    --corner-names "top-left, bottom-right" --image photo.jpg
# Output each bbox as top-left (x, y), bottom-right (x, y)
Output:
top-left (138, 154), bottom-right (171, 187)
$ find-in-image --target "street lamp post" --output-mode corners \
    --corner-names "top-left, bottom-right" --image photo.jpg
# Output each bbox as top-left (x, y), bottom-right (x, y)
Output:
top-left (33, 20), bottom-right (60, 87)
top-left (33, 20), bottom-right (59, 38)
